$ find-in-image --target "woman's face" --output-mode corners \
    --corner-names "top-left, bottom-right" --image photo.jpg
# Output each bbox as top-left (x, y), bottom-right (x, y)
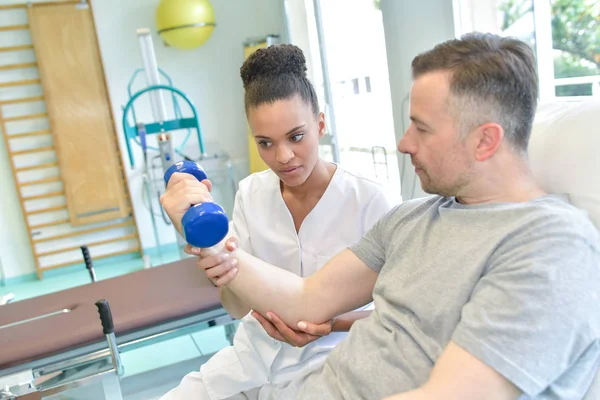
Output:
top-left (247, 96), bottom-right (325, 187)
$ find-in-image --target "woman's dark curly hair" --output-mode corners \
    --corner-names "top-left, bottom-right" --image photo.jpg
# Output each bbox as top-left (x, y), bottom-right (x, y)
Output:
top-left (240, 44), bottom-right (319, 115)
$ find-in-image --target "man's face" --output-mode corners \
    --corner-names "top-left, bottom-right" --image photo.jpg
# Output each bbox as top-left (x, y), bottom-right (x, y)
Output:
top-left (397, 71), bottom-right (474, 197)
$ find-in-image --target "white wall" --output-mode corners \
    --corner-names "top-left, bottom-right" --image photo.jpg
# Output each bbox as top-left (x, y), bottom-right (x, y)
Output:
top-left (380, 0), bottom-right (455, 200)
top-left (0, 0), bottom-right (286, 279)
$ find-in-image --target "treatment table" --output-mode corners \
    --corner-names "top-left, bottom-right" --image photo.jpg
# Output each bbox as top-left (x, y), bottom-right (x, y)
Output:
top-left (0, 257), bottom-right (232, 399)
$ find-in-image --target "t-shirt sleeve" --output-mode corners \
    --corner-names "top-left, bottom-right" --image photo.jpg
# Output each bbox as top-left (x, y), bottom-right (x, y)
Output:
top-left (452, 225), bottom-right (600, 397)
top-left (349, 204), bottom-right (398, 273)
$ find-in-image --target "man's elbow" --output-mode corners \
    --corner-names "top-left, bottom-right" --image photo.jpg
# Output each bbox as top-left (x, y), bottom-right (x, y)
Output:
top-left (297, 278), bottom-right (332, 324)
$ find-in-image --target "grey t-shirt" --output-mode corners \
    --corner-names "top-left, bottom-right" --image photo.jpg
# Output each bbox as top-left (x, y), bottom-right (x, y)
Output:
top-left (265, 195), bottom-right (600, 400)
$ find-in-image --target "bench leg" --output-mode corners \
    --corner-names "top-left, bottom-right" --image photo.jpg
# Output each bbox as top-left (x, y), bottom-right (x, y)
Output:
top-left (101, 374), bottom-right (123, 400)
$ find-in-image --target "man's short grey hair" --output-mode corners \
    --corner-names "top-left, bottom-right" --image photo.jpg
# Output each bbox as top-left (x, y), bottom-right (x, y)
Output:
top-left (412, 32), bottom-right (539, 156)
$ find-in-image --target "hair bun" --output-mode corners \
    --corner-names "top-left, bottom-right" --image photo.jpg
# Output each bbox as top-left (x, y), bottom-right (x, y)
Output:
top-left (240, 44), bottom-right (307, 89)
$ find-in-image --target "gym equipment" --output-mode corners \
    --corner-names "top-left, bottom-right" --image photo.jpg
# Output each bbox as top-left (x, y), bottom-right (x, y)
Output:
top-left (124, 28), bottom-right (236, 261)
top-left (123, 31), bottom-right (207, 169)
top-left (164, 161), bottom-right (229, 248)
top-left (95, 300), bottom-right (125, 377)
top-left (156, 0), bottom-right (216, 49)
top-left (81, 245), bottom-right (97, 283)
top-left (123, 29), bottom-right (207, 261)
top-left (0, 257), bottom-right (231, 399)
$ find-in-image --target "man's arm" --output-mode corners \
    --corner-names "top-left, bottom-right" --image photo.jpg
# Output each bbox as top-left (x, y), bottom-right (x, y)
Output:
top-left (215, 247), bottom-right (378, 327)
top-left (187, 244), bottom-right (250, 319)
top-left (382, 341), bottom-right (521, 400)
top-left (217, 190), bottom-right (254, 318)
top-left (219, 286), bottom-right (250, 319)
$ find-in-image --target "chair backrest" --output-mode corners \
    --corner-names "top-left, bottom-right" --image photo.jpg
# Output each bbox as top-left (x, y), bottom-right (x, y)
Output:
top-left (528, 99), bottom-right (600, 399)
top-left (529, 100), bottom-right (600, 230)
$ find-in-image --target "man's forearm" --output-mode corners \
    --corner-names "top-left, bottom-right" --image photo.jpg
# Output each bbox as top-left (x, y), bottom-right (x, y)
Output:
top-left (227, 249), bottom-right (372, 328)
top-left (224, 248), bottom-right (340, 327)
top-left (217, 246), bottom-right (375, 329)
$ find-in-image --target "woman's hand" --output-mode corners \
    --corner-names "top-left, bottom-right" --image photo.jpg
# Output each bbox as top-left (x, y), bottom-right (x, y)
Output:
top-left (159, 172), bottom-right (213, 234)
top-left (252, 311), bottom-right (333, 347)
top-left (186, 237), bottom-right (239, 286)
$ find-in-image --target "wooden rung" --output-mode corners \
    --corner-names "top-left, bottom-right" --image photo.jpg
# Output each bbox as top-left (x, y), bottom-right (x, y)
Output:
top-left (0, 45), bottom-right (34, 53)
top-left (23, 190), bottom-right (64, 201)
top-left (0, 62), bottom-right (37, 70)
top-left (0, 24), bottom-right (29, 32)
top-left (37, 234), bottom-right (139, 257)
top-left (0, 0), bottom-right (80, 10)
top-left (34, 220), bottom-right (134, 243)
top-left (27, 205), bottom-right (66, 216)
top-left (4, 112), bottom-right (48, 122)
top-left (16, 161), bottom-right (58, 172)
top-left (30, 218), bottom-right (70, 230)
top-left (20, 175), bottom-right (61, 187)
top-left (11, 145), bottom-right (54, 156)
top-left (0, 95), bottom-right (44, 106)
top-left (40, 246), bottom-right (142, 271)
top-left (0, 4), bottom-right (26, 10)
top-left (0, 79), bottom-right (41, 88)
top-left (8, 129), bottom-right (51, 139)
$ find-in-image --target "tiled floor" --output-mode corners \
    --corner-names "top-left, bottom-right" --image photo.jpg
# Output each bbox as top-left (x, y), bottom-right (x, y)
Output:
top-left (1, 249), bottom-right (233, 399)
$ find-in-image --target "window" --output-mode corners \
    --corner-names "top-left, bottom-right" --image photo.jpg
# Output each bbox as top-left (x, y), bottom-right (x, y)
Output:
top-left (453, 0), bottom-right (600, 101)
top-left (352, 77), bottom-right (359, 95)
top-left (365, 76), bottom-right (372, 93)
top-left (284, 0), bottom-right (402, 203)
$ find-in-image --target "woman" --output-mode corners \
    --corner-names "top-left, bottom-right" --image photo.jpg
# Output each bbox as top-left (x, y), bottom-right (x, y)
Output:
top-left (160, 44), bottom-right (395, 400)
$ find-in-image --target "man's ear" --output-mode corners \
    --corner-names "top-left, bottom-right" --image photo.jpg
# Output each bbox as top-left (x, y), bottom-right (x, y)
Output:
top-left (474, 123), bottom-right (503, 161)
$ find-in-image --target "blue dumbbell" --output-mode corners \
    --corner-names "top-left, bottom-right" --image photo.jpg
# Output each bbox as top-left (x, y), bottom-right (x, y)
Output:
top-left (164, 161), bottom-right (229, 248)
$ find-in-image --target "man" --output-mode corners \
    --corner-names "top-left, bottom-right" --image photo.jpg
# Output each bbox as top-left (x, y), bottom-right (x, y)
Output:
top-left (173, 33), bottom-right (600, 399)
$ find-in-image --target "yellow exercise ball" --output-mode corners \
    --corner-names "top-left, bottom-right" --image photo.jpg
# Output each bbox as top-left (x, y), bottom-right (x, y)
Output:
top-left (156, 0), bottom-right (216, 50)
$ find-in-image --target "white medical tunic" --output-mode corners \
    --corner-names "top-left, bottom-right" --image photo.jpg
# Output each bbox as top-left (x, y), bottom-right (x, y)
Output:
top-left (161, 165), bottom-right (395, 400)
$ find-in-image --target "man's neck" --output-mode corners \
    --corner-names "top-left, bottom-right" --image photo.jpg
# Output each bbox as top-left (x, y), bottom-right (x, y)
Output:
top-left (456, 158), bottom-right (547, 205)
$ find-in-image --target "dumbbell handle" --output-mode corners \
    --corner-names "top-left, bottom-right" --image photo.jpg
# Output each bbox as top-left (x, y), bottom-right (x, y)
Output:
top-left (198, 241), bottom-right (226, 256)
